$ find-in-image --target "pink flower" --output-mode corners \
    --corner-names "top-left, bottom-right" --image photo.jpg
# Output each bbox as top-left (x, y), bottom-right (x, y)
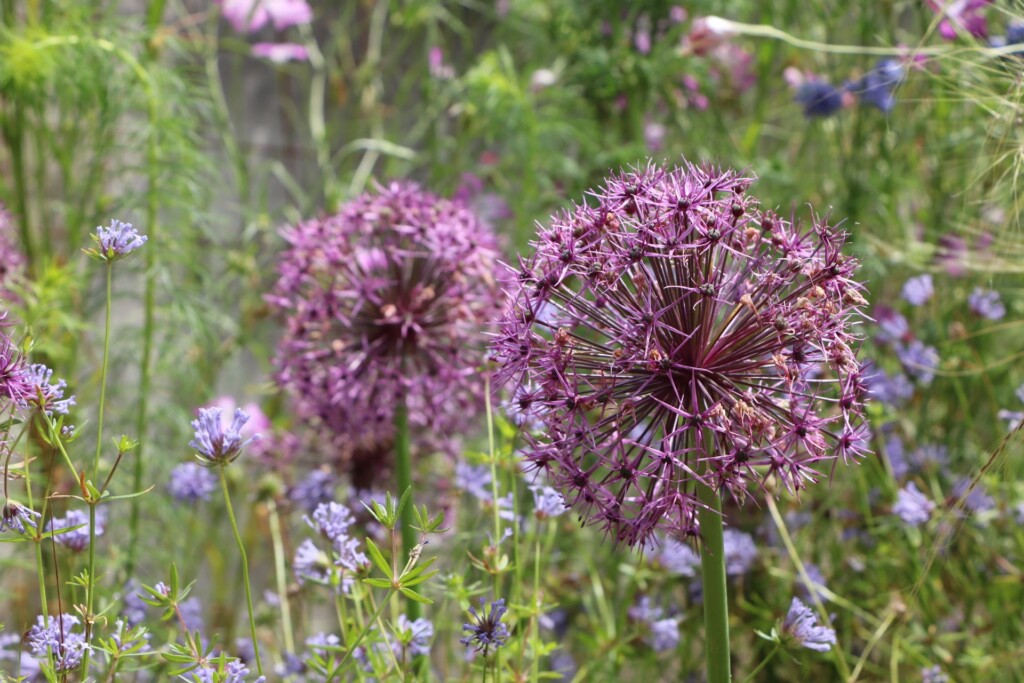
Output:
top-left (219, 0), bottom-right (312, 34)
top-left (252, 42), bottom-right (309, 63)
top-left (925, 0), bottom-right (991, 40)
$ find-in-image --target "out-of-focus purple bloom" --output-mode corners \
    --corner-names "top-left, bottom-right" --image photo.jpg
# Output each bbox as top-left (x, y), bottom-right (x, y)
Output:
top-left (894, 482), bottom-right (935, 526)
top-left (1, 499), bottom-right (40, 534)
top-left (634, 21), bottom-right (652, 55)
top-left (269, 182), bottom-right (502, 461)
top-left (22, 363), bottom-right (75, 416)
top-left (723, 529), bottom-right (758, 576)
top-left (910, 444), bottom-right (949, 471)
top-left (252, 42), bottom-right (309, 63)
top-left (453, 173), bottom-right (512, 232)
top-left (648, 617), bottom-right (680, 652)
top-left (294, 538), bottom-right (332, 586)
top-left (189, 406), bottom-right (260, 466)
top-left (179, 596), bottom-right (205, 632)
top-left (48, 508), bottom-right (106, 552)
top-left (168, 462), bottom-right (218, 503)
top-left (393, 615), bottom-right (434, 658)
top-left (780, 597), bottom-right (836, 652)
top-left (865, 365), bottom-right (915, 406)
top-left (886, 435), bottom-right (909, 479)
top-left (27, 613), bottom-right (86, 673)
top-left (999, 409), bottom-right (1024, 431)
top-left (122, 579), bottom-right (149, 626)
top-left (926, 0), bottom-right (991, 40)
top-left (428, 46), bottom-right (455, 79)
top-left (921, 664), bottom-right (949, 683)
top-left (0, 631), bottom-right (40, 678)
top-left (455, 461), bottom-right (493, 501)
top-left (1012, 502), bottom-right (1024, 524)
top-left (874, 307), bottom-right (912, 346)
top-left (795, 81), bottom-right (845, 117)
top-left (848, 59), bottom-right (904, 113)
top-left (798, 563), bottom-right (828, 600)
top-left (191, 655), bottom-right (261, 683)
top-left (289, 469), bottom-right (337, 512)
top-left (952, 478), bottom-right (994, 514)
top-left (655, 537), bottom-right (700, 576)
top-left (530, 485), bottom-right (566, 520)
top-left (644, 121), bottom-right (667, 152)
top-left (968, 287), bottom-right (1005, 320)
top-left (219, 0), bottom-right (312, 34)
top-left (898, 340), bottom-right (940, 385)
top-left (460, 598), bottom-right (510, 656)
top-left (85, 219), bottom-right (147, 262)
top-left (305, 502), bottom-right (356, 545)
top-left (901, 274), bottom-right (934, 306)
top-left (492, 161), bottom-right (869, 547)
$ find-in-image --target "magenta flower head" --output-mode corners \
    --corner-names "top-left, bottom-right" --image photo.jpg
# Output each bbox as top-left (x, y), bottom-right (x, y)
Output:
top-left (190, 406), bottom-right (261, 466)
top-left (269, 181), bottom-right (502, 456)
top-left (84, 219), bottom-right (147, 263)
top-left (492, 160), bottom-right (869, 547)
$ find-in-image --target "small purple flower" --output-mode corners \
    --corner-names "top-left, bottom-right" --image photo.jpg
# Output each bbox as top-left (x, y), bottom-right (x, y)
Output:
top-left (656, 537), bottom-right (701, 577)
top-left (530, 485), bottom-right (566, 520)
top-left (22, 363), bottom-right (76, 416)
top-left (455, 461), bottom-right (493, 501)
top-left (293, 539), bottom-right (332, 586)
top-left (795, 81), bottom-right (845, 117)
top-left (252, 42), bottom-right (309, 63)
top-left (460, 598), bottom-right (510, 656)
top-left (48, 508), bottom-right (106, 552)
top-left (968, 287), bottom-right (1005, 320)
top-left (901, 274), bottom-right (934, 306)
top-left (952, 478), bottom-right (994, 514)
top-left (86, 219), bottom-right (147, 262)
top-left (780, 597), bottom-right (836, 652)
top-left (122, 579), bottom-right (149, 626)
top-left (886, 435), bottom-right (909, 479)
top-left (926, 0), bottom-right (991, 40)
top-left (723, 529), bottom-right (758, 576)
top-left (898, 340), bottom-right (940, 385)
top-left (910, 444), bottom-right (949, 471)
top-left (288, 469), bottom-right (337, 512)
top-left (27, 613), bottom-right (87, 673)
top-left (304, 501), bottom-right (356, 545)
top-left (189, 406), bottom-right (260, 466)
top-left (167, 462), bottom-right (218, 503)
top-left (191, 655), bottom-right (259, 683)
top-left (921, 664), bottom-right (949, 683)
top-left (873, 306), bottom-right (911, 346)
top-left (1, 499), bottom-right (40, 534)
top-left (393, 615), bottom-right (434, 658)
top-left (999, 409), bottom-right (1024, 431)
top-left (848, 59), bottom-right (904, 113)
top-left (798, 563), bottom-right (828, 600)
top-left (894, 482), bottom-right (934, 526)
top-left (219, 0), bottom-right (312, 33)
top-left (865, 365), bottom-right (915, 407)
top-left (648, 617), bottom-right (680, 652)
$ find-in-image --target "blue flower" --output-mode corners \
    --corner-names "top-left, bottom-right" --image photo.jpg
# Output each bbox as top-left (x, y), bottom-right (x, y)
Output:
top-left (189, 406), bottom-right (260, 466)
top-left (901, 274), bottom-right (934, 306)
top-left (795, 81), bottom-right (844, 117)
top-left (781, 597), bottom-right (836, 652)
top-left (85, 219), bottom-right (147, 262)
top-left (968, 287), bottom-right (1005, 320)
top-left (849, 59), bottom-right (903, 113)
top-left (893, 482), bottom-right (934, 526)
top-left (168, 462), bottom-right (218, 503)
top-left (460, 598), bottom-right (510, 656)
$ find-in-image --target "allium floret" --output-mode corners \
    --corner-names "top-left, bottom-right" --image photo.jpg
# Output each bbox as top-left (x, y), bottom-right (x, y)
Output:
top-left (493, 161), bottom-right (869, 547)
top-left (269, 182), bottom-right (503, 459)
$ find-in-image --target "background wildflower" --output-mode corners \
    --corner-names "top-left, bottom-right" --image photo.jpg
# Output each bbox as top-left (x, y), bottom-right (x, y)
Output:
top-left (780, 597), bottom-right (836, 652)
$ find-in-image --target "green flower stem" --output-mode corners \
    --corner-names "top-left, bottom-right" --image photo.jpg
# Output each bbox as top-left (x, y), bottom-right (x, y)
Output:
top-left (267, 499), bottom-right (296, 655)
top-left (393, 397), bottom-right (419, 620)
top-left (697, 481), bottom-right (731, 683)
top-left (218, 467), bottom-right (263, 676)
top-left (741, 643), bottom-right (780, 683)
top-left (326, 588), bottom-right (397, 682)
top-left (484, 374), bottom-right (502, 591)
top-left (80, 502), bottom-right (99, 676)
top-left (531, 519), bottom-right (543, 683)
top-left (93, 262), bottom-right (112, 476)
top-left (23, 437), bottom-right (51, 639)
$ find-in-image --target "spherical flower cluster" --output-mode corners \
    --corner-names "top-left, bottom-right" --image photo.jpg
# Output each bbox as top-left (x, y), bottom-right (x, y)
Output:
top-left (493, 161), bottom-right (869, 547)
top-left (27, 613), bottom-right (87, 672)
top-left (84, 219), bottom-right (147, 263)
top-left (21, 363), bottom-right (76, 416)
top-left (269, 182), bottom-right (503, 457)
top-left (167, 462), bottom-right (219, 503)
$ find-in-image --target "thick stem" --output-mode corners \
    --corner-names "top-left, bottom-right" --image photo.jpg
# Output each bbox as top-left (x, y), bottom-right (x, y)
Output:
top-left (393, 398), bottom-right (419, 620)
top-left (697, 482), bottom-right (731, 683)
top-left (219, 468), bottom-right (263, 675)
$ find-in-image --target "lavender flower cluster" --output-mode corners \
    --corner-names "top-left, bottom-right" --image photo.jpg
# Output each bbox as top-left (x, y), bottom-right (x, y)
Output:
top-left (270, 182), bottom-right (503, 466)
top-left (493, 161), bottom-right (869, 547)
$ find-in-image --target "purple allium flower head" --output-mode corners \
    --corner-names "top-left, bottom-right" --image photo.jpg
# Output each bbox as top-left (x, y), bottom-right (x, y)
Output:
top-left (86, 219), bottom-right (147, 262)
top-left (795, 81), bottom-right (845, 117)
top-left (968, 287), bottom-right (1005, 320)
top-left (288, 468), bottom-right (337, 512)
top-left (48, 508), bottom-right (106, 552)
top-left (460, 598), bottom-right (510, 656)
top-left (27, 613), bottom-right (87, 673)
top-left (393, 615), bottom-right (434, 658)
top-left (492, 161), bottom-right (869, 547)
top-left (219, 0), bottom-right (312, 33)
top-left (926, 0), bottom-right (991, 40)
top-left (1, 499), bottom-right (40, 534)
top-left (530, 485), bottom-right (567, 519)
top-left (0, 328), bottom-right (32, 404)
top-left (269, 182), bottom-right (502, 462)
top-left (901, 274), bottom-right (934, 306)
top-left (252, 42), bottom-right (309, 63)
top-left (898, 340), bottom-right (940, 385)
top-left (921, 664), bottom-right (949, 683)
top-left (189, 406), bottom-right (260, 466)
top-left (723, 529), bottom-right (758, 576)
top-left (780, 597), bottom-right (836, 652)
top-left (894, 482), bottom-right (934, 526)
top-left (22, 363), bottom-right (75, 416)
top-left (848, 59), bottom-right (904, 113)
top-left (167, 462), bottom-right (218, 503)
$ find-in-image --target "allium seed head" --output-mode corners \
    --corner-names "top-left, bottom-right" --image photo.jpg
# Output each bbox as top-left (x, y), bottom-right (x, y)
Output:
top-left (270, 182), bottom-right (503, 459)
top-left (492, 160), bottom-right (869, 547)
